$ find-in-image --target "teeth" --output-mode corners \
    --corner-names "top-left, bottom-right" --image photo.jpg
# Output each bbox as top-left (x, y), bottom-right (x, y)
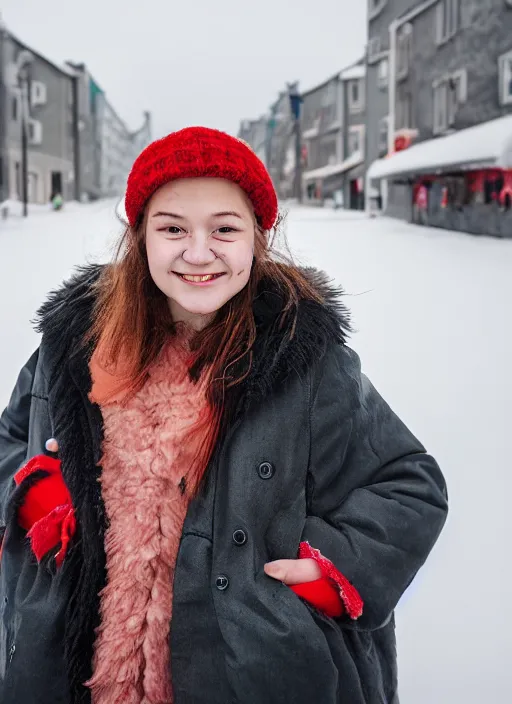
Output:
top-left (181, 274), bottom-right (219, 282)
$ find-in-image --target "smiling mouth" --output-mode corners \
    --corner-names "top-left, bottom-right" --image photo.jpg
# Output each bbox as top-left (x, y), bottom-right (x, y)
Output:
top-left (174, 272), bottom-right (226, 283)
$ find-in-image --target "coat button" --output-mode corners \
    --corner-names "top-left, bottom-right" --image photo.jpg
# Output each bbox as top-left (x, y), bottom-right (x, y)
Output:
top-left (232, 529), bottom-right (247, 546)
top-left (215, 575), bottom-right (229, 591)
top-left (258, 462), bottom-right (274, 479)
top-left (45, 438), bottom-right (59, 453)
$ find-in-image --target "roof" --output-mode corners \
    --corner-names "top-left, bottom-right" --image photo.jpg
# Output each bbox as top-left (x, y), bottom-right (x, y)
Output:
top-left (339, 64), bottom-right (366, 81)
top-left (301, 58), bottom-right (365, 97)
top-left (303, 152), bottom-right (363, 180)
top-left (7, 30), bottom-right (76, 78)
top-left (368, 115), bottom-right (512, 180)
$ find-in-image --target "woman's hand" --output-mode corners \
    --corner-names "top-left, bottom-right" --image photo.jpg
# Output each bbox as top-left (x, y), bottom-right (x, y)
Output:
top-left (264, 558), bottom-right (322, 585)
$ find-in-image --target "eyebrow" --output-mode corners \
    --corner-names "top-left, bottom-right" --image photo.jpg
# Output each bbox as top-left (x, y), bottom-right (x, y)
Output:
top-left (212, 211), bottom-right (243, 219)
top-left (151, 210), bottom-right (243, 220)
top-left (151, 211), bottom-right (185, 219)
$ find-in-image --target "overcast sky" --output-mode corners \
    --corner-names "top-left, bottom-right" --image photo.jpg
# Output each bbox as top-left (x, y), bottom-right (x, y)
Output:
top-left (2, 0), bottom-right (367, 139)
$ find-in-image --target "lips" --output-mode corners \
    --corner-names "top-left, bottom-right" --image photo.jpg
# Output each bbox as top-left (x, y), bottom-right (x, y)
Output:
top-left (174, 272), bottom-right (225, 283)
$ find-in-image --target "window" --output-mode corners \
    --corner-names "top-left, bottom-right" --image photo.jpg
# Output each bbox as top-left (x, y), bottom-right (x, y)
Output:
top-left (348, 126), bottom-right (365, 158)
top-left (396, 93), bottom-right (413, 130)
top-left (12, 95), bottom-right (18, 121)
top-left (397, 25), bottom-right (412, 79)
top-left (348, 80), bottom-right (364, 113)
top-left (378, 58), bottom-right (389, 88)
top-left (368, 36), bottom-right (382, 63)
top-left (27, 119), bottom-right (43, 145)
top-left (499, 50), bottom-right (512, 105)
top-left (436, 0), bottom-right (459, 44)
top-left (433, 70), bottom-right (467, 133)
top-left (379, 116), bottom-right (389, 156)
top-left (31, 81), bottom-right (47, 107)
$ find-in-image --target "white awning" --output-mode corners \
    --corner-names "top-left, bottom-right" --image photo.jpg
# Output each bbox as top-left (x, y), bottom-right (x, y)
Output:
top-left (368, 115), bottom-right (512, 180)
top-left (303, 152), bottom-right (363, 181)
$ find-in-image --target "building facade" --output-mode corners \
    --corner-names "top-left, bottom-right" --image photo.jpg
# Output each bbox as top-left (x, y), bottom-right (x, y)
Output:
top-left (365, 0), bottom-right (417, 191)
top-left (266, 85), bottom-right (298, 200)
top-left (0, 27), bottom-right (75, 204)
top-left (367, 0), bottom-right (512, 236)
top-left (301, 73), bottom-right (343, 202)
top-left (238, 116), bottom-right (268, 165)
top-left (96, 94), bottom-right (151, 199)
top-left (301, 62), bottom-right (366, 209)
top-left (0, 21), bottom-right (152, 209)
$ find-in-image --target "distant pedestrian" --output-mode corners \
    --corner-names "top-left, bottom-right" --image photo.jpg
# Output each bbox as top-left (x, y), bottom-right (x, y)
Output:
top-left (0, 127), bottom-right (448, 704)
top-left (51, 192), bottom-right (63, 211)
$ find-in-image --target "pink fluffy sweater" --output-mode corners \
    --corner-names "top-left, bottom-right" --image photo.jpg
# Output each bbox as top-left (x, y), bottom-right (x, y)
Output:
top-left (86, 337), bottom-right (209, 704)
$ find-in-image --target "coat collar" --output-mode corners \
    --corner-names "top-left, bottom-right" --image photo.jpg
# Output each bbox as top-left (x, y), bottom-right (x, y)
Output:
top-left (36, 262), bottom-right (351, 409)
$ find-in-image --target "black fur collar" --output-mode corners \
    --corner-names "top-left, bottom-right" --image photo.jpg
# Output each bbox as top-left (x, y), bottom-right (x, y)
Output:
top-left (37, 262), bottom-right (351, 401)
top-left (34, 262), bottom-right (350, 702)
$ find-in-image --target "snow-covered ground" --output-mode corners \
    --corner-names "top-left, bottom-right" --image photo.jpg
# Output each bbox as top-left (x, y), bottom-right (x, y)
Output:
top-left (1, 201), bottom-right (511, 702)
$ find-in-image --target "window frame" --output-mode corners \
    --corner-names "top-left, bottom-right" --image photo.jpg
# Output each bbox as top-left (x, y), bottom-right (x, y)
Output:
top-left (436, 0), bottom-right (460, 45)
top-left (498, 50), bottom-right (512, 106)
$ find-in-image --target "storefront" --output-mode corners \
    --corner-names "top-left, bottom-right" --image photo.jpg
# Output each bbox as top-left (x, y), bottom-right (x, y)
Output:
top-left (367, 115), bottom-right (512, 238)
top-left (303, 153), bottom-right (364, 209)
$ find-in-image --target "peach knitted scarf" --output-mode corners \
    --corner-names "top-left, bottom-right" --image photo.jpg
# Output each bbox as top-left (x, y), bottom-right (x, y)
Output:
top-left (86, 337), bottom-right (210, 704)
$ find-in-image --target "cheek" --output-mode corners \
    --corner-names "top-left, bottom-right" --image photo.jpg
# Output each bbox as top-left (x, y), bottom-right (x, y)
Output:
top-left (223, 241), bottom-right (254, 278)
top-left (146, 233), bottom-right (180, 273)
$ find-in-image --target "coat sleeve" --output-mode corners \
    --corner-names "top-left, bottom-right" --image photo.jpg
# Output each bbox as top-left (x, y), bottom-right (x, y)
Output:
top-left (302, 344), bottom-right (448, 631)
top-left (0, 350), bottom-right (39, 525)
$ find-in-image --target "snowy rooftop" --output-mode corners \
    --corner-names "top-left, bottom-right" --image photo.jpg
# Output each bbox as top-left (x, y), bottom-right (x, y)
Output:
top-left (368, 114), bottom-right (512, 180)
top-left (339, 64), bottom-right (366, 81)
top-left (303, 152), bottom-right (363, 180)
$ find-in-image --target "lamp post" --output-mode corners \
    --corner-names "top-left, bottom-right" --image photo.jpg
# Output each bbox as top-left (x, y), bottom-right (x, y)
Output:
top-left (17, 50), bottom-right (33, 217)
top-left (288, 84), bottom-right (303, 203)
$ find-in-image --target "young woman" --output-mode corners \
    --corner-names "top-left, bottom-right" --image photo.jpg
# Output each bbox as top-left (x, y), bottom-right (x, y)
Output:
top-left (0, 127), bottom-right (448, 704)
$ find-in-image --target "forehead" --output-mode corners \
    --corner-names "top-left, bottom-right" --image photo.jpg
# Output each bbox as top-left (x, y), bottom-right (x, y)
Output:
top-left (148, 177), bottom-right (254, 216)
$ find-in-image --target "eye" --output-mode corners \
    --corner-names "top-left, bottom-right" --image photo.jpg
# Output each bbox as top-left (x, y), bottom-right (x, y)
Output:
top-left (160, 226), bottom-right (185, 236)
top-left (213, 226), bottom-right (237, 241)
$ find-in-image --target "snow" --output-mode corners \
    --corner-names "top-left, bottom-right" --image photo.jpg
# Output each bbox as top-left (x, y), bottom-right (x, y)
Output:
top-left (1, 202), bottom-right (511, 702)
top-left (303, 152), bottom-right (364, 181)
top-left (368, 114), bottom-right (512, 179)
top-left (339, 64), bottom-right (366, 81)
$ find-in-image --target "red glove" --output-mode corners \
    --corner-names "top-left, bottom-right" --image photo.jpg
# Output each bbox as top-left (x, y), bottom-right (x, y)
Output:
top-left (14, 455), bottom-right (76, 567)
top-left (290, 542), bottom-right (363, 620)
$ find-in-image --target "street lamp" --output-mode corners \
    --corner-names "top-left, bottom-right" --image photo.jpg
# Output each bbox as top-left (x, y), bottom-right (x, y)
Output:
top-left (288, 84), bottom-right (303, 203)
top-left (17, 50), bottom-right (34, 217)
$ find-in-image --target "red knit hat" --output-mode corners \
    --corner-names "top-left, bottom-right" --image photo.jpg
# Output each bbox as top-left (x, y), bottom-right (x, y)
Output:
top-left (125, 126), bottom-right (278, 230)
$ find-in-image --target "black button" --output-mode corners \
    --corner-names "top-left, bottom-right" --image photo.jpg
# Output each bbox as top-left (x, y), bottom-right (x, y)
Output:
top-left (232, 529), bottom-right (247, 546)
top-left (258, 462), bottom-right (274, 479)
top-left (216, 575), bottom-right (229, 591)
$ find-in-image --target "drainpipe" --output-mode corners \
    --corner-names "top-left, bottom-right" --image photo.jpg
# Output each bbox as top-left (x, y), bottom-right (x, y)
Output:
top-left (71, 71), bottom-right (81, 202)
top-left (387, 0), bottom-right (439, 154)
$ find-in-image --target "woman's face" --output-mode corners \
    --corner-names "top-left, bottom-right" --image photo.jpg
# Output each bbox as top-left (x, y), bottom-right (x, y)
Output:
top-left (145, 178), bottom-right (256, 329)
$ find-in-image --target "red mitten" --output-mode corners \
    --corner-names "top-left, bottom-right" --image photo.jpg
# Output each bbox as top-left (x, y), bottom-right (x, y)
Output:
top-left (290, 542), bottom-right (364, 620)
top-left (291, 578), bottom-right (345, 618)
top-left (14, 455), bottom-right (76, 567)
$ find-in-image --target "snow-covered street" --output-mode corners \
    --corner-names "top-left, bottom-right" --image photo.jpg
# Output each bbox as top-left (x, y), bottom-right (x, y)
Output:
top-left (1, 202), bottom-right (511, 703)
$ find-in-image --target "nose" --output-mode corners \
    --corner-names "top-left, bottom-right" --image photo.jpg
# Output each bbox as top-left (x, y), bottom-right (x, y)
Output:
top-left (182, 234), bottom-right (216, 267)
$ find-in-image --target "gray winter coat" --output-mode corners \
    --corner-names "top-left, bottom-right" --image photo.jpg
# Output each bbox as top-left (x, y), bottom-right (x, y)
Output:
top-left (0, 265), bottom-right (448, 703)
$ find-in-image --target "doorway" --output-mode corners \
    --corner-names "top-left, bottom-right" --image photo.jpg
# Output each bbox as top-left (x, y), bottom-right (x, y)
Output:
top-left (51, 171), bottom-right (63, 200)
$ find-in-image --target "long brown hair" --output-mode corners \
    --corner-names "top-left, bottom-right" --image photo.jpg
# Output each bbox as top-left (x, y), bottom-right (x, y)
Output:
top-left (88, 209), bottom-right (322, 484)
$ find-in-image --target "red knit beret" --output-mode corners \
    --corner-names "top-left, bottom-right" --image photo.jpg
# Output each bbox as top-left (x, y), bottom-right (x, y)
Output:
top-left (125, 126), bottom-right (278, 230)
